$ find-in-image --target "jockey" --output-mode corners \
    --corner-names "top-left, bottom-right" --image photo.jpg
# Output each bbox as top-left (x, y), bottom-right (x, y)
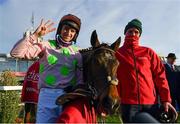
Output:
top-left (10, 14), bottom-right (84, 123)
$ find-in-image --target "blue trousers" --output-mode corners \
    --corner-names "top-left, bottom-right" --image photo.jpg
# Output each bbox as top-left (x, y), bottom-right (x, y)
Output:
top-left (121, 104), bottom-right (159, 123)
top-left (36, 88), bottom-right (64, 123)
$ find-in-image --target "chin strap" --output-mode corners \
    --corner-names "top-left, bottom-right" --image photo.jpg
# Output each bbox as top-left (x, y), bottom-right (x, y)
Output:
top-left (56, 34), bottom-right (73, 48)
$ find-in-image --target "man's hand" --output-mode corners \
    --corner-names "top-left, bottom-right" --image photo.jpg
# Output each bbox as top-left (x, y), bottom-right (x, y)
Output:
top-left (162, 102), bottom-right (178, 120)
top-left (33, 19), bottom-right (56, 37)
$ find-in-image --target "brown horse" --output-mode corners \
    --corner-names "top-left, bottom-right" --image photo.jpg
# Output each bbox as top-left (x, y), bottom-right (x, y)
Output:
top-left (56, 30), bottom-right (121, 123)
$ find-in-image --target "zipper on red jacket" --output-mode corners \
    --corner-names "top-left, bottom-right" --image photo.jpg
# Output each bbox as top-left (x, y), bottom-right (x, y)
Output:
top-left (131, 47), bottom-right (141, 110)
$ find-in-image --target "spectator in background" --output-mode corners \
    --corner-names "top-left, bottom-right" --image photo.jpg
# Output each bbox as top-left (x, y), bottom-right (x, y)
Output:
top-left (21, 60), bottom-right (39, 123)
top-left (176, 69), bottom-right (180, 112)
top-left (164, 53), bottom-right (180, 111)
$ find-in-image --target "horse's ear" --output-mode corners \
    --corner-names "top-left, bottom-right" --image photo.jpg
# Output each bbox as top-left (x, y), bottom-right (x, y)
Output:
top-left (91, 30), bottom-right (100, 47)
top-left (110, 36), bottom-right (121, 51)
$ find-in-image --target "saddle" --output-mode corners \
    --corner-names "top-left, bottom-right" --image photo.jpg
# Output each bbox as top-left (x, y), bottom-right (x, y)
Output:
top-left (56, 85), bottom-right (92, 106)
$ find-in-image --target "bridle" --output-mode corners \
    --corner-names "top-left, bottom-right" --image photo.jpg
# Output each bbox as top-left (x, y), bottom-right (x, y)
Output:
top-left (83, 46), bottom-right (119, 100)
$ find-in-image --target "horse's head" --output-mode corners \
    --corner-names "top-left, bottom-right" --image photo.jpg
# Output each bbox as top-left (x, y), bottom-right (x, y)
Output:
top-left (80, 30), bottom-right (121, 115)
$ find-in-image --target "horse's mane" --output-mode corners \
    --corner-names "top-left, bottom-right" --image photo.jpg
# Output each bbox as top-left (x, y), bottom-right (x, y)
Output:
top-left (79, 43), bottom-right (110, 53)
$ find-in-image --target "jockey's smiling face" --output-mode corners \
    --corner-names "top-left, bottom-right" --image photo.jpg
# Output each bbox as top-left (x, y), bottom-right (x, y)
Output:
top-left (60, 25), bottom-right (77, 42)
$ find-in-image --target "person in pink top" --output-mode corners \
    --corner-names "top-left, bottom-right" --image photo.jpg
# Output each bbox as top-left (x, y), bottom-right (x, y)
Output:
top-left (11, 14), bottom-right (83, 123)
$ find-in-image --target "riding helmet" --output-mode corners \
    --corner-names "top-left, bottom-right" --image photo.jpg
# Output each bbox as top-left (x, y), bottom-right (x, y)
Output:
top-left (56, 14), bottom-right (81, 42)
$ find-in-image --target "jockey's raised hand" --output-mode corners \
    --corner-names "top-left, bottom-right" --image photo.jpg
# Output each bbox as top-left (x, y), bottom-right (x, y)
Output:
top-left (33, 19), bottom-right (56, 37)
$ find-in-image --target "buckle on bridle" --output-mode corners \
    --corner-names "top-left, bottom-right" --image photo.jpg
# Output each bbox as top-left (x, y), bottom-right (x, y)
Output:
top-left (107, 76), bottom-right (118, 85)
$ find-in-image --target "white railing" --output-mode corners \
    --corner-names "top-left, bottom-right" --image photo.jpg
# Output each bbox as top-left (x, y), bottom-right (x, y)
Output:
top-left (0, 86), bottom-right (23, 106)
top-left (0, 86), bottom-right (22, 91)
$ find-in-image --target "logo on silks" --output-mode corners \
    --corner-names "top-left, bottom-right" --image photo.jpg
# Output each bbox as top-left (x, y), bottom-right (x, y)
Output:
top-left (26, 71), bottom-right (39, 81)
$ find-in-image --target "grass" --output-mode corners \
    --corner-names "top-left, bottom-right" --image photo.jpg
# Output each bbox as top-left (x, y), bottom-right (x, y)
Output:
top-left (98, 114), bottom-right (123, 123)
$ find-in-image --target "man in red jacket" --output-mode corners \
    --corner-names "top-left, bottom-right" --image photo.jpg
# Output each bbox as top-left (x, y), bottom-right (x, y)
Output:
top-left (115, 19), bottom-right (177, 122)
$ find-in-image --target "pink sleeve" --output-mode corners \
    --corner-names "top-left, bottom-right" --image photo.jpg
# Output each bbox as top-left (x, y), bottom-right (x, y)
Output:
top-left (10, 34), bottom-right (44, 59)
